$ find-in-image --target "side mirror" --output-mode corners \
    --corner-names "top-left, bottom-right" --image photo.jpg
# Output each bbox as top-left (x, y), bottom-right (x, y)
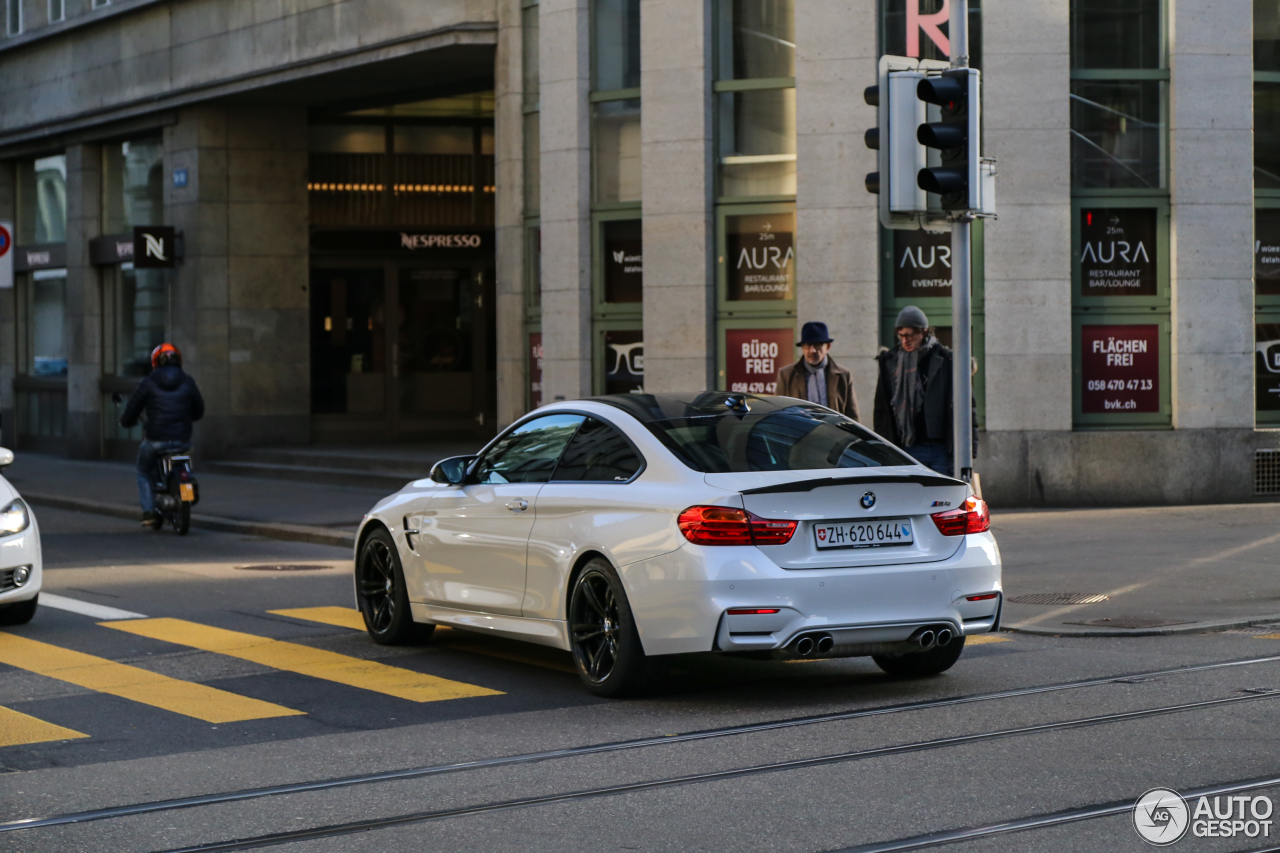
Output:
top-left (0, 448), bottom-right (14, 468)
top-left (429, 455), bottom-right (477, 485)
top-left (111, 392), bottom-right (124, 405)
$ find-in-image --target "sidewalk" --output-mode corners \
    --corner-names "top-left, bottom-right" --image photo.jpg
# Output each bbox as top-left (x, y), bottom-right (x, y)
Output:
top-left (4, 453), bottom-right (398, 549)
top-left (6, 452), bottom-right (1280, 636)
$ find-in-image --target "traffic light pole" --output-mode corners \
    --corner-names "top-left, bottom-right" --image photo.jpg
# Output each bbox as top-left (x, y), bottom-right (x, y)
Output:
top-left (950, 0), bottom-right (974, 485)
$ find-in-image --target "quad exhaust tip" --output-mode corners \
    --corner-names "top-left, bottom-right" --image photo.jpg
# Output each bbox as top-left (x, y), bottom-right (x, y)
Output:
top-left (917, 630), bottom-right (936, 648)
top-left (795, 636), bottom-right (816, 657)
top-left (816, 634), bottom-right (834, 654)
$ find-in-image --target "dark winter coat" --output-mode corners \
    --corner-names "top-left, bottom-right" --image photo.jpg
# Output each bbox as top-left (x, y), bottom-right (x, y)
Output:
top-left (120, 366), bottom-right (205, 443)
top-left (873, 342), bottom-right (977, 453)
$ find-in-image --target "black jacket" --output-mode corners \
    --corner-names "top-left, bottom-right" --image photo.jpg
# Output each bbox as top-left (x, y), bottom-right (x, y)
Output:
top-left (873, 342), bottom-right (978, 453)
top-left (121, 366), bottom-right (205, 443)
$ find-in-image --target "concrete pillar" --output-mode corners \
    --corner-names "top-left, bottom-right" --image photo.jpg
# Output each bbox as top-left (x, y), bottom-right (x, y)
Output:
top-left (495, 0), bottom-right (527, 425)
top-left (0, 161), bottom-right (15, 447)
top-left (64, 143), bottom-right (103, 459)
top-left (794, 0), bottom-right (881, 415)
top-left (539, 0), bottom-right (592, 402)
top-left (166, 104), bottom-right (308, 458)
top-left (1169, 0), bottom-right (1254, 428)
top-left (166, 106), bottom-right (232, 458)
top-left (981, 0), bottom-right (1073, 434)
top-left (640, 0), bottom-right (713, 393)
top-left (225, 106), bottom-right (310, 446)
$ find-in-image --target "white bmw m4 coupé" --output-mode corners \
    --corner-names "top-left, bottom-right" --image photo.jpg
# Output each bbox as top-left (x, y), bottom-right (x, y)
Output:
top-left (354, 392), bottom-right (1002, 696)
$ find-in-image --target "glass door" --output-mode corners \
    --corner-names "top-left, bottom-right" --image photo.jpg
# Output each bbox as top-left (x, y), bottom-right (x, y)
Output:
top-left (310, 268), bottom-right (388, 430)
top-left (396, 267), bottom-right (473, 434)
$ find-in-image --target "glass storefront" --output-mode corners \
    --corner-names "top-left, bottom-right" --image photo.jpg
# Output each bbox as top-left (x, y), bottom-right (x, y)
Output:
top-left (102, 137), bottom-right (164, 234)
top-left (16, 155), bottom-right (66, 244)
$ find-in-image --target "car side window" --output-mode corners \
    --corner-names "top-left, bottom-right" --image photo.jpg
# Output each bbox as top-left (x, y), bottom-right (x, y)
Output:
top-left (551, 417), bottom-right (644, 482)
top-left (472, 414), bottom-right (586, 485)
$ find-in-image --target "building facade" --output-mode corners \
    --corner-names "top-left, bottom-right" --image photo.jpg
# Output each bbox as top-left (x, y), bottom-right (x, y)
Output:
top-left (0, 0), bottom-right (1274, 506)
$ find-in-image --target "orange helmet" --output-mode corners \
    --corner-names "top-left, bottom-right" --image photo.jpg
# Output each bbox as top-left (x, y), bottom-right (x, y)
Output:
top-left (151, 343), bottom-right (182, 369)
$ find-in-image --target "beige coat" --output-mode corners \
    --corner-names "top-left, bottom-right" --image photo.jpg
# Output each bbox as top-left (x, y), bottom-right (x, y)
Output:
top-left (775, 355), bottom-right (860, 422)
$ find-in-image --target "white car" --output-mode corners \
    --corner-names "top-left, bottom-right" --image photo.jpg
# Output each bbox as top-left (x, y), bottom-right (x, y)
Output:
top-left (354, 393), bottom-right (1002, 696)
top-left (0, 447), bottom-right (42, 626)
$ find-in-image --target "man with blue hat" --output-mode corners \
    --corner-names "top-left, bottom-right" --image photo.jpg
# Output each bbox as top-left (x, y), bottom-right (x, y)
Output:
top-left (775, 321), bottom-right (860, 421)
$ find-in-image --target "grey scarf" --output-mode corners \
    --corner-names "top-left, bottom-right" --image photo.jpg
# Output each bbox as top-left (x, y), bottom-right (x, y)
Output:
top-left (890, 337), bottom-right (934, 447)
top-left (803, 357), bottom-right (828, 407)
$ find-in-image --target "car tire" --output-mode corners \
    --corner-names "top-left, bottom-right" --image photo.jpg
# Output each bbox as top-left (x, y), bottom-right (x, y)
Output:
top-left (356, 528), bottom-right (433, 646)
top-left (873, 635), bottom-right (966, 677)
top-left (569, 557), bottom-right (653, 698)
top-left (0, 594), bottom-right (38, 626)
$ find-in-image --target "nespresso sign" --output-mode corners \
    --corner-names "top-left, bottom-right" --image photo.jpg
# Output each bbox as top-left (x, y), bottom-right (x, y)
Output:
top-left (89, 227), bottom-right (180, 267)
top-left (14, 243), bottom-right (66, 272)
top-left (311, 229), bottom-right (491, 253)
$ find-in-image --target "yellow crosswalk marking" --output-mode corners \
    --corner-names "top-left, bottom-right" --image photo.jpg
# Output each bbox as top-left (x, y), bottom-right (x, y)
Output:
top-left (0, 633), bottom-right (303, 723)
top-left (104, 619), bottom-right (503, 702)
top-left (1255, 633), bottom-right (1280, 640)
top-left (965, 634), bottom-right (1012, 646)
top-left (272, 608), bottom-right (575, 673)
top-left (270, 607), bottom-right (367, 631)
top-left (0, 705), bottom-right (87, 747)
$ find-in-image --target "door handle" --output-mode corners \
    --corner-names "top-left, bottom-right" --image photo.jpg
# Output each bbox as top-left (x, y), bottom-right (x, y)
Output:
top-left (505, 499), bottom-right (528, 512)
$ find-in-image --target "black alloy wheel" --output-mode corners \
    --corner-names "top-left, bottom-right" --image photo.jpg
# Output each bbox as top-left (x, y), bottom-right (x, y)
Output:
top-left (569, 558), bottom-right (653, 697)
top-left (872, 634), bottom-right (966, 677)
top-left (356, 528), bottom-right (432, 645)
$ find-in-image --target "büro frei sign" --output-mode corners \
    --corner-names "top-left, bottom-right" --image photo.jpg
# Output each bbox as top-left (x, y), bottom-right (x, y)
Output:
top-left (1081, 325), bottom-right (1160, 414)
top-left (725, 329), bottom-right (793, 395)
top-left (1079, 208), bottom-right (1157, 296)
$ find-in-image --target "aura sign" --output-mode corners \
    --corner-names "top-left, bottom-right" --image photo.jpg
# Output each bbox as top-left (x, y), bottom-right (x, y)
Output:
top-left (894, 229), bottom-right (952, 297)
top-left (1079, 208), bottom-right (1157, 296)
top-left (727, 213), bottom-right (795, 301)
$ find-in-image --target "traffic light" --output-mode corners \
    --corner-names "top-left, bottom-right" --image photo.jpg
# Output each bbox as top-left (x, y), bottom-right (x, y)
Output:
top-left (916, 68), bottom-right (981, 212)
top-left (864, 56), bottom-right (948, 230)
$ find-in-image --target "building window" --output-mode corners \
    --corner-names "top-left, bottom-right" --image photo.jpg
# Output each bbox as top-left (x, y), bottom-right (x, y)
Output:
top-left (48, 0), bottom-right (63, 22)
top-left (307, 94), bottom-right (496, 229)
top-left (102, 136), bottom-right (164, 234)
top-left (1257, 0), bottom-right (1280, 424)
top-left (713, 1), bottom-right (794, 392)
top-left (92, 0), bottom-right (109, 7)
top-left (16, 154), bottom-right (66, 245)
top-left (1068, 0), bottom-right (1170, 429)
top-left (1069, 0), bottom-right (1167, 190)
top-left (6, 0), bottom-right (21, 35)
top-left (591, 0), bottom-right (642, 394)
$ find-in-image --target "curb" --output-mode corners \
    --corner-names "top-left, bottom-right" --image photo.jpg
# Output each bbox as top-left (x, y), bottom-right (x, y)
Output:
top-left (23, 493), bottom-right (356, 550)
top-left (1004, 613), bottom-right (1280, 638)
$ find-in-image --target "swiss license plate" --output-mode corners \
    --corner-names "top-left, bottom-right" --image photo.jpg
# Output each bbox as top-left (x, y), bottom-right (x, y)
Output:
top-left (813, 518), bottom-right (913, 550)
top-left (179, 483), bottom-right (195, 502)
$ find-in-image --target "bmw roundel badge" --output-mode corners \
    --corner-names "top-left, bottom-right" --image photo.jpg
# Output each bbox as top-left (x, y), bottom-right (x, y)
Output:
top-left (860, 491), bottom-right (876, 510)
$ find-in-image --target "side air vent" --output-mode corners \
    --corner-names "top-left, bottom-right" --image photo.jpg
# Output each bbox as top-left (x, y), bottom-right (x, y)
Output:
top-left (1256, 449), bottom-right (1280, 496)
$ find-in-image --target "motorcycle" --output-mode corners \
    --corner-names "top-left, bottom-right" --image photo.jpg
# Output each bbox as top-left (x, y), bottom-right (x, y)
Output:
top-left (111, 392), bottom-right (200, 535)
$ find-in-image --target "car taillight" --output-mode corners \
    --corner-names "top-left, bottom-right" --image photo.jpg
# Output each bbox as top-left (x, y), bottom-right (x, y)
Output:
top-left (931, 496), bottom-right (990, 536)
top-left (678, 506), bottom-right (797, 546)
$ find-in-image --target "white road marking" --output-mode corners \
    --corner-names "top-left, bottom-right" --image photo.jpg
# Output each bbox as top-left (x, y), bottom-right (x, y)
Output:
top-left (39, 593), bottom-right (147, 621)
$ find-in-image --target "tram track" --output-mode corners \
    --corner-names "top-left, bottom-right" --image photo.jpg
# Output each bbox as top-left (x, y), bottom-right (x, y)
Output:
top-left (146, 689), bottom-right (1280, 853)
top-left (6, 652), bottom-right (1280, 837)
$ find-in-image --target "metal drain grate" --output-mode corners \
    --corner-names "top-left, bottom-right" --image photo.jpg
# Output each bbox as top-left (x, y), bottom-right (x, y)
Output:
top-left (1007, 593), bottom-right (1110, 605)
top-left (1256, 449), bottom-right (1280, 495)
top-left (234, 564), bottom-right (335, 572)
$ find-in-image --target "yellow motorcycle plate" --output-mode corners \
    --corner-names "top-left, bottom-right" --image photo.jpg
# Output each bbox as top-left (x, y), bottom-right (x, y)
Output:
top-left (179, 483), bottom-right (195, 502)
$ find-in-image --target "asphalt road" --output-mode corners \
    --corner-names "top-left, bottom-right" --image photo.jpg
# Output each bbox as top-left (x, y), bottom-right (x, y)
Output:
top-left (3, 506), bottom-right (1280, 853)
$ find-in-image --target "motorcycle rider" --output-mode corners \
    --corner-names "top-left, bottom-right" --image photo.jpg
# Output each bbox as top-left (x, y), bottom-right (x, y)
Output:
top-left (120, 343), bottom-right (205, 528)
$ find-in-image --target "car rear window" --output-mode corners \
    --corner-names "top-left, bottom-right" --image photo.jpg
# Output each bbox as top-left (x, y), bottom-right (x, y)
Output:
top-left (644, 405), bottom-right (913, 473)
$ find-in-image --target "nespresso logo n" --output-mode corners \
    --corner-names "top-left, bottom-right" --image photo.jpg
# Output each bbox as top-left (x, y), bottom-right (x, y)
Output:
top-left (400, 232), bottom-right (483, 250)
